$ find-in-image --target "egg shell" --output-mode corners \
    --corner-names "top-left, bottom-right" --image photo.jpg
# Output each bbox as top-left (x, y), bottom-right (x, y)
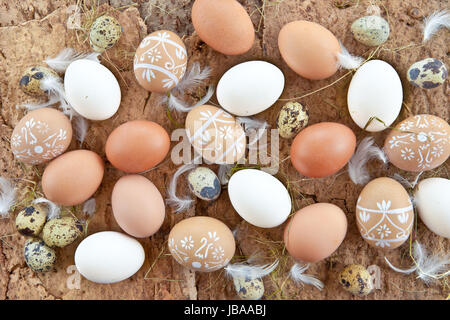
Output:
top-left (24, 238), bottom-right (56, 273)
top-left (414, 178), bottom-right (450, 238)
top-left (278, 20), bottom-right (341, 80)
top-left (356, 177), bottom-right (413, 249)
top-left (187, 167), bottom-right (221, 201)
top-left (347, 60), bottom-right (403, 132)
top-left (74, 231), bottom-right (145, 284)
top-left (290, 122), bottom-right (356, 178)
top-left (134, 30), bottom-right (187, 93)
top-left (11, 108), bottom-right (72, 165)
top-left (185, 105), bottom-right (246, 164)
top-left (384, 114), bottom-right (450, 172)
top-left (111, 175), bottom-right (165, 238)
top-left (233, 276), bottom-right (264, 300)
top-left (228, 169), bottom-right (291, 228)
top-left (192, 0), bottom-right (255, 55)
top-left (168, 216), bottom-right (235, 272)
top-left (42, 217), bottom-right (83, 248)
top-left (277, 101), bottom-right (309, 139)
top-left (89, 15), bottom-right (123, 52)
top-left (42, 150), bottom-right (104, 206)
top-left (284, 203), bottom-right (347, 263)
top-left (105, 120), bottom-right (170, 173)
top-left (351, 15), bottom-right (390, 46)
top-left (15, 205), bottom-right (47, 237)
top-left (407, 58), bottom-right (447, 89)
top-left (216, 61), bottom-right (285, 116)
top-left (64, 59), bottom-right (121, 120)
top-left (19, 66), bottom-right (59, 96)
top-left (339, 264), bottom-right (373, 296)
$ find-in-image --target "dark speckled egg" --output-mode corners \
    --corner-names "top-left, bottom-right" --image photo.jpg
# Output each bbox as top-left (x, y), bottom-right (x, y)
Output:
top-left (24, 238), bottom-right (56, 272)
top-left (407, 58), bottom-right (447, 89)
top-left (339, 264), bottom-right (373, 296)
top-left (187, 167), bottom-right (221, 201)
top-left (89, 15), bottom-right (123, 52)
top-left (277, 102), bottom-right (309, 139)
top-left (15, 205), bottom-right (47, 237)
top-left (351, 15), bottom-right (390, 46)
top-left (42, 216), bottom-right (83, 248)
top-left (19, 66), bottom-right (59, 96)
top-left (233, 276), bottom-right (265, 300)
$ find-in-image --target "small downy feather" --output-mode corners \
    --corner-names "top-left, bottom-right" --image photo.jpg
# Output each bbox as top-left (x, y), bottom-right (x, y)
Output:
top-left (422, 10), bottom-right (450, 42)
top-left (166, 163), bottom-right (197, 213)
top-left (236, 117), bottom-right (269, 150)
top-left (45, 48), bottom-right (101, 73)
top-left (225, 259), bottom-right (279, 280)
top-left (393, 172), bottom-right (423, 189)
top-left (173, 62), bottom-right (211, 94)
top-left (348, 137), bottom-right (387, 185)
top-left (385, 241), bottom-right (450, 284)
top-left (33, 198), bottom-right (60, 220)
top-left (0, 177), bottom-right (16, 218)
top-left (218, 164), bottom-right (234, 185)
top-left (167, 85), bottom-right (215, 113)
top-left (73, 115), bottom-right (89, 145)
top-left (289, 263), bottom-right (325, 290)
top-left (336, 43), bottom-right (364, 70)
top-left (82, 198), bottom-right (96, 216)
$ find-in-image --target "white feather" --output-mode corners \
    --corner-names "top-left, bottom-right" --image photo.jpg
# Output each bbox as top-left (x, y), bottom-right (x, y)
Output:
top-left (173, 62), bottom-right (211, 93)
top-left (166, 163), bottom-right (197, 213)
top-left (336, 43), bottom-right (364, 70)
top-left (218, 164), bottom-right (234, 185)
top-left (82, 198), bottom-right (96, 216)
top-left (33, 197), bottom-right (60, 220)
top-left (45, 48), bottom-right (101, 72)
top-left (0, 177), bottom-right (16, 218)
top-left (423, 10), bottom-right (450, 42)
top-left (167, 85), bottom-right (215, 113)
top-left (290, 263), bottom-right (325, 290)
top-left (225, 259), bottom-right (279, 280)
top-left (348, 137), bottom-right (387, 185)
top-left (73, 115), bottom-right (89, 144)
top-left (236, 117), bottom-right (269, 150)
top-left (393, 172), bottom-right (423, 189)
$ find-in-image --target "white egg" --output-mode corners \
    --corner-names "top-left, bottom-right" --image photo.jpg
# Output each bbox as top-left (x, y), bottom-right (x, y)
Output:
top-left (217, 61), bottom-right (284, 116)
top-left (64, 59), bottom-right (121, 120)
top-left (228, 169), bottom-right (291, 228)
top-left (347, 60), bottom-right (402, 132)
top-left (74, 231), bottom-right (145, 284)
top-left (414, 178), bottom-right (450, 239)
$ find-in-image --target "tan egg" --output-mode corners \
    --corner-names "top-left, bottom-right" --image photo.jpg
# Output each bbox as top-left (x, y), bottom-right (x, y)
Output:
top-left (11, 108), bottom-right (72, 165)
top-left (278, 20), bottom-right (342, 80)
top-left (42, 150), bottom-right (104, 206)
top-left (356, 177), bottom-right (413, 250)
top-left (168, 216), bottom-right (235, 272)
top-left (384, 114), bottom-right (450, 172)
top-left (185, 105), bottom-right (246, 164)
top-left (192, 0), bottom-right (255, 55)
top-left (133, 30), bottom-right (187, 93)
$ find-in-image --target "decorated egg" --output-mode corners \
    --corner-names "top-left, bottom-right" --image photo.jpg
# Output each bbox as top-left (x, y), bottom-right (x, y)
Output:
top-left (42, 217), bottom-right (83, 248)
top-left (351, 15), bottom-right (390, 46)
top-left (414, 178), bottom-right (450, 238)
top-left (185, 105), bottom-right (246, 164)
top-left (284, 203), bottom-right (347, 263)
top-left (384, 114), bottom-right (449, 172)
top-left (15, 205), bottom-right (47, 237)
top-left (24, 238), bottom-right (56, 273)
top-left (407, 58), bottom-right (447, 89)
top-left (168, 216), bottom-right (235, 272)
top-left (11, 108), bottom-right (72, 165)
top-left (228, 169), bottom-right (291, 228)
top-left (42, 150), bottom-right (104, 206)
top-left (347, 60), bottom-right (403, 132)
top-left (89, 15), bottom-right (123, 52)
top-left (192, 0), bottom-right (255, 55)
top-left (19, 66), bottom-right (59, 96)
top-left (187, 167), bottom-right (221, 201)
top-left (216, 61), bottom-right (285, 116)
top-left (65, 59), bottom-right (121, 120)
top-left (111, 175), bottom-right (165, 238)
top-left (233, 277), bottom-right (265, 300)
top-left (339, 264), bottom-right (373, 296)
top-left (290, 122), bottom-right (356, 178)
top-left (277, 102), bottom-right (309, 139)
top-left (278, 20), bottom-right (341, 80)
top-left (134, 30), bottom-right (187, 93)
top-left (75, 231), bottom-right (145, 284)
top-left (105, 120), bottom-right (170, 173)
top-left (356, 177), bottom-right (413, 249)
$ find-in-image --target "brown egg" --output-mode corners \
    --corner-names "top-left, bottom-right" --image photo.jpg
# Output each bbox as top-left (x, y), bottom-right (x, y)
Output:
top-left (356, 177), bottom-right (413, 249)
top-left (284, 203), bottom-right (347, 263)
top-left (134, 30), bottom-right (187, 93)
top-left (384, 114), bottom-right (450, 172)
top-left (278, 20), bottom-right (342, 80)
top-left (11, 108), bottom-right (72, 165)
top-left (192, 0), bottom-right (255, 55)
top-left (168, 216), bottom-right (235, 272)
top-left (290, 122), bottom-right (356, 178)
top-left (185, 105), bottom-right (246, 164)
top-left (105, 120), bottom-right (170, 173)
top-left (42, 150), bottom-right (104, 206)
top-left (111, 175), bottom-right (165, 238)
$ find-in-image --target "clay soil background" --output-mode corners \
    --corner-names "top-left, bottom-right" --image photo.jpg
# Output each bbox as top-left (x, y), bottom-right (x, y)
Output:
top-left (0, 0), bottom-right (448, 300)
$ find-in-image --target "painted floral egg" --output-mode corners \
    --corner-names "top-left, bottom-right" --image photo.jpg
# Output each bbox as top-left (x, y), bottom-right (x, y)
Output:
top-left (351, 15), bottom-right (390, 46)
top-left (407, 58), bottom-right (447, 89)
top-left (19, 66), bottom-right (59, 96)
top-left (134, 30), bottom-right (187, 93)
top-left (11, 108), bottom-right (72, 165)
top-left (356, 177), bottom-right (413, 249)
top-left (168, 216), bottom-right (235, 272)
top-left (384, 114), bottom-right (450, 172)
top-left (187, 167), bottom-right (221, 201)
top-left (185, 105), bottom-right (246, 164)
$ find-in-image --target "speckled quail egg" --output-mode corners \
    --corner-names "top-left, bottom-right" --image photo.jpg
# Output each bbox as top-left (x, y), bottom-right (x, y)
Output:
top-left (42, 216), bottom-right (83, 248)
top-left (24, 238), bottom-right (56, 272)
top-left (351, 15), bottom-right (390, 46)
top-left (233, 276), bottom-right (265, 300)
top-left (339, 264), bottom-right (373, 296)
top-left (407, 58), bottom-right (447, 89)
top-left (19, 66), bottom-right (59, 96)
top-left (15, 205), bottom-right (47, 237)
top-left (187, 167), bottom-right (221, 201)
top-left (277, 102), bottom-right (309, 139)
top-left (89, 15), bottom-right (123, 52)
